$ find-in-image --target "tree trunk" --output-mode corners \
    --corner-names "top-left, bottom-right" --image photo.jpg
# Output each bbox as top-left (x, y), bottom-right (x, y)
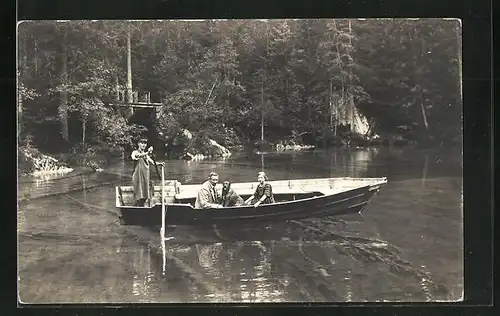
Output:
top-left (349, 95), bottom-right (355, 134)
top-left (419, 37), bottom-right (429, 132)
top-left (329, 78), bottom-right (333, 130)
top-left (348, 20), bottom-right (354, 135)
top-left (60, 30), bottom-right (69, 142)
top-left (33, 39), bottom-right (38, 75)
top-left (307, 89), bottom-right (312, 127)
top-left (126, 27), bottom-right (134, 117)
top-left (333, 19), bottom-right (344, 135)
top-left (333, 93), bottom-right (338, 137)
top-left (82, 114), bottom-right (87, 147)
top-left (126, 28), bottom-right (133, 102)
top-left (261, 78), bottom-right (264, 142)
top-left (115, 76), bottom-right (120, 101)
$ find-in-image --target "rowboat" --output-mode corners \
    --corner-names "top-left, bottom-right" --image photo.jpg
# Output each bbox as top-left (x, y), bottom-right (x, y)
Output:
top-left (116, 165), bottom-right (387, 229)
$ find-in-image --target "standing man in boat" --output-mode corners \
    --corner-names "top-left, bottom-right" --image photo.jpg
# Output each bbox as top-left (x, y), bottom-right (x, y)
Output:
top-left (131, 138), bottom-right (156, 207)
top-left (245, 171), bottom-right (275, 207)
top-left (195, 172), bottom-right (223, 209)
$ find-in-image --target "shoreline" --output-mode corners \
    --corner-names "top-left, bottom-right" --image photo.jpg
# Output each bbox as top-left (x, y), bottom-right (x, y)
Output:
top-left (18, 166), bottom-right (97, 183)
top-left (18, 140), bottom-right (460, 178)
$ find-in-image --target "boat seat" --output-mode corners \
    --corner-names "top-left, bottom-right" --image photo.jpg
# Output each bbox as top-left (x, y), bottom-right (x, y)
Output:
top-left (174, 187), bottom-right (319, 200)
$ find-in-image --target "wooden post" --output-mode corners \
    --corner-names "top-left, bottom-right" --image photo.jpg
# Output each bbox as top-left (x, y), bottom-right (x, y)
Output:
top-left (161, 229), bottom-right (167, 275)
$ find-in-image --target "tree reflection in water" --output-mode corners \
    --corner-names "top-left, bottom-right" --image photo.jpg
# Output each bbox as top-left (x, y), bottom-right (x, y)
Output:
top-left (118, 214), bottom-right (446, 303)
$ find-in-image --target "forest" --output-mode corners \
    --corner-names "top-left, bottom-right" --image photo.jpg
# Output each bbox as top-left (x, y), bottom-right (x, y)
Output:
top-left (17, 19), bottom-right (462, 172)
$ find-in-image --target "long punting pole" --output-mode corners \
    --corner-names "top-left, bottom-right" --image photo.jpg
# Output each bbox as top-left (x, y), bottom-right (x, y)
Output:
top-left (160, 163), bottom-right (166, 240)
top-left (161, 229), bottom-right (166, 275)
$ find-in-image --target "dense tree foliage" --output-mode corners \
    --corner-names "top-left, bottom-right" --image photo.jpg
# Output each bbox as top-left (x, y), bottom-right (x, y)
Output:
top-left (18, 19), bottom-right (461, 155)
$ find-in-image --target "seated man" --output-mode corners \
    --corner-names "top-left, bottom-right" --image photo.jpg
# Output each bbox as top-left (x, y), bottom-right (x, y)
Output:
top-left (221, 181), bottom-right (245, 207)
top-left (195, 172), bottom-right (223, 209)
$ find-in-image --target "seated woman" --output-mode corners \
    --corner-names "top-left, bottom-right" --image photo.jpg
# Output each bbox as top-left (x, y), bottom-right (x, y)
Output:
top-left (221, 181), bottom-right (244, 207)
top-left (245, 171), bottom-right (275, 207)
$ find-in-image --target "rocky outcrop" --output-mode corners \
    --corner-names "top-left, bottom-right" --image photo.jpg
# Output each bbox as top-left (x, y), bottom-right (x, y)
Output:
top-left (336, 104), bottom-right (371, 135)
top-left (170, 129), bottom-right (232, 160)
top-left (276, 144), bottom-right (316, 151)
top-left (208, 139), bottom-right (231, 157)
top-left (19, 147), bottom-right (74, 176)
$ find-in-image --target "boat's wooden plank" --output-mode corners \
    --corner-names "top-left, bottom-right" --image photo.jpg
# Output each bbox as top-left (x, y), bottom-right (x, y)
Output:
top-left (117, 178), bottom-right (387, 200)
top-left (117, 178), bottom-right (386, 191)
top-left (119, 180), bottom-right (179, 193)
top-left (115, 187), bottom-right (120, 207)
top-left (173, 187), bottom-right (321, 200)
top-left (117, 186), bottom-right (125, 206)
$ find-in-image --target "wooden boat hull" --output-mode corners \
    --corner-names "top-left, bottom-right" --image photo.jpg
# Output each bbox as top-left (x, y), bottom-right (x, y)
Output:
top-left (117, 181), bottom-right (384, 227)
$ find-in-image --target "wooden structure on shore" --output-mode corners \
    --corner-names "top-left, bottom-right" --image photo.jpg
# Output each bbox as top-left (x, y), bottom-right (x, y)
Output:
top-left (107, 89), bottom-right (164, 143)
top-left (108, 90), bottom-right (163, 113)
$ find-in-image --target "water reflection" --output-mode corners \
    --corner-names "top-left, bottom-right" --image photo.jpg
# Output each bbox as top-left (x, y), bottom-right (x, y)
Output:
top-left (112, 217), bottom-right (449, 303)
top-left (230, 147), bottom-right (382, 182)
top-left (422, 154), bottom-right (429, 187)
top-left (18, 147), bottom-right (462, 303)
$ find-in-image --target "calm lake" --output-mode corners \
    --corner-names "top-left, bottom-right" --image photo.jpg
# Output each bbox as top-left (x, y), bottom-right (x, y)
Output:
top-left (17, 146), bottom-right (463, 303)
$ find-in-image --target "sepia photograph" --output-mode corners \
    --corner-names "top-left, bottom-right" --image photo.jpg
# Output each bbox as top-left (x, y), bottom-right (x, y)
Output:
top-left (17, 18), bottom-right (463, 304)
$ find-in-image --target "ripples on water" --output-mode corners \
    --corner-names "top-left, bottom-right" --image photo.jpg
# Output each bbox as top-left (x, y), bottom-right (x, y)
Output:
top-left (17, 147), bottom-right (462, 303)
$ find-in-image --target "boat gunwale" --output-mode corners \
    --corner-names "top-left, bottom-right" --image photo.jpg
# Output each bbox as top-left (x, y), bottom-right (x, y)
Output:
top-left (117, 181), bottom-right (385, 211)
top-left (116, 177), bottom-right (388, 192)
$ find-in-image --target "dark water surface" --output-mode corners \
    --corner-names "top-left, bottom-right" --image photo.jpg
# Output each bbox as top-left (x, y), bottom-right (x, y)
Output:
top-left (18, 147), bottom-right (463, 303)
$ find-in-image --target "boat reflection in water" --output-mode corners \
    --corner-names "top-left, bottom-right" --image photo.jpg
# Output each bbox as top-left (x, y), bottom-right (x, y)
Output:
top-left (193, 240), bottom-right (283, 302)
top-left (122, 215), bottom-right (441, 303)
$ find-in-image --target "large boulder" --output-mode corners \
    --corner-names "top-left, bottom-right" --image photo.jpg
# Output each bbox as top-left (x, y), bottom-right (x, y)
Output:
top-left (169, 129), bottom-right (232, 160)
top-left (208, 139), bottom-right (231, 157)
